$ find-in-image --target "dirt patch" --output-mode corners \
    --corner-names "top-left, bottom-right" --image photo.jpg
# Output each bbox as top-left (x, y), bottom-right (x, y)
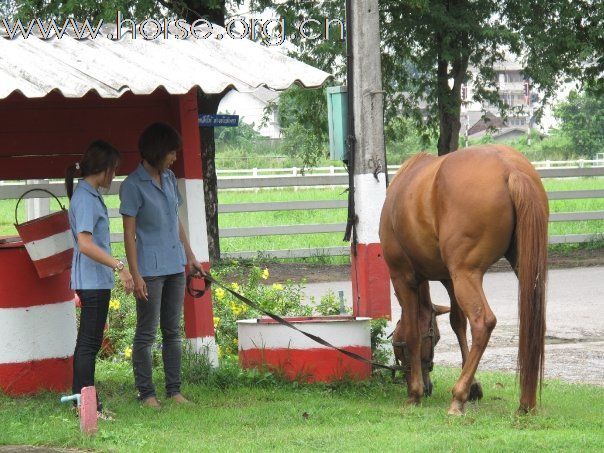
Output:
top-left (261, 247), bottom-right (604, 283)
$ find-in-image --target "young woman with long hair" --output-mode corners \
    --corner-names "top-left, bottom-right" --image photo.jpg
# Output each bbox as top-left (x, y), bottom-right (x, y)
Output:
top-left (66, 140), bottom-right (134, 416)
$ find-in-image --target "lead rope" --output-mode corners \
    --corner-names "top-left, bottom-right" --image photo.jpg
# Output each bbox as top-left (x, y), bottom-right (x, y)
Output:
top-left (187, 270), bottom-right (402, 373)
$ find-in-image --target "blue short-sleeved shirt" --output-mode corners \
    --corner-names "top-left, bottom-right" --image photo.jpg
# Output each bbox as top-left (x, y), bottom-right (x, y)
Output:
top-left (119, 163), bottom-right (186, 277)
top-left (69, 180), bottom-right (114, 290)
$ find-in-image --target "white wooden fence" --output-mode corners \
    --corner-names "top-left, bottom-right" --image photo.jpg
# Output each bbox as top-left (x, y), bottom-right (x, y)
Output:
top-left (215, 158), bottom-right (604, 177)
top-left (1, 165), bottom-right (603, 259)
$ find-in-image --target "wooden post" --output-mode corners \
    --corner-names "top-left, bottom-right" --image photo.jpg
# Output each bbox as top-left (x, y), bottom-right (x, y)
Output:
top-left (349, 0), bottom-right (391, 319)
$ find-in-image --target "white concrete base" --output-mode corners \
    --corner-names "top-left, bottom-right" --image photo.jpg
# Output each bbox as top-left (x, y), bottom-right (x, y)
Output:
top-left (186, 336), bottom-right (219, 368)
top-left (0, 300), bottom-right (76, 363)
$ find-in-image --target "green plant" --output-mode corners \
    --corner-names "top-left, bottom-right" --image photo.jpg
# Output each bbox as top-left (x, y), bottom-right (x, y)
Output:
top-left (370, 318), bottom-right (392, 366)
top-left (314, 290), bottom-right (346, 316)
top-left (211, 263), bottom-right (313, 358)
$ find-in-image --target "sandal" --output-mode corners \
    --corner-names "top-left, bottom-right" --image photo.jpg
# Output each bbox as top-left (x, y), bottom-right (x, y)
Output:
top-left (97, 410), bottom-right (115, 421)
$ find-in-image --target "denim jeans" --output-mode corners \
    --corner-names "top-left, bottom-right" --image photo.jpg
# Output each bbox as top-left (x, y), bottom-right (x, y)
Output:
top-left (73, 289), bottom-right (111, 412)
top-left (132, 272), bottom-right (185, 400)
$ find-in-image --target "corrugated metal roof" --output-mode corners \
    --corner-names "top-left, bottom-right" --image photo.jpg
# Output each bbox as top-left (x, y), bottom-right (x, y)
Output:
top-left (0, 23), bottom-right (331, 99)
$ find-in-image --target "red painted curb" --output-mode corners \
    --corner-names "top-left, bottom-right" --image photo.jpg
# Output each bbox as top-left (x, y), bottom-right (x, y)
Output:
top-left (239, 346), bottom-right (371, 382)
top-left (0, 356), bottom-right (72, 396)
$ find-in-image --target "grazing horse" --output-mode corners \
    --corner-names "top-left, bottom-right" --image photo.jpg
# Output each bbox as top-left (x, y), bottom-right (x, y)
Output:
top-left (380, 145), bottom-right (548, 415)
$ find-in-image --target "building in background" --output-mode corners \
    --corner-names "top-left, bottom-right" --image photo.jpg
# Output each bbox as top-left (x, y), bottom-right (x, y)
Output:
top-left (462, 57), bottom-right (575, 142)
top-left (463, 58), bottom-right (534, 142)
top-left (218, 87), bottom-right (281, 139)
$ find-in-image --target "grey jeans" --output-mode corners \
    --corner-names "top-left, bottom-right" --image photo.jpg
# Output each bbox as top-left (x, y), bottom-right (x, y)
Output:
top-left (132, 272), bottom-right (185, 400)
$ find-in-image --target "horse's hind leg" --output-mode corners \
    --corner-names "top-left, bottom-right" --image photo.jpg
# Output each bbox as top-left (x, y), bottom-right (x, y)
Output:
top-left (391, 274), bottom-right (424, 405)
top-left (447, 272), bottom-right (496, 415)
top-left (441, 280), bottom-right (483, 401)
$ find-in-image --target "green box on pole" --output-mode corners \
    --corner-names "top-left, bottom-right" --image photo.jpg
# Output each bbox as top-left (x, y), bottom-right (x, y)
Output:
top-left (326, 86), bottom-right (348, 161)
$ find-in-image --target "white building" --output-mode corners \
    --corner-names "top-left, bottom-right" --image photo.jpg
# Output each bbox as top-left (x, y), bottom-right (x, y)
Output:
top-left (463, 57), bottom-right (576, 141)
top-left (218, 86), bottom-right (281, 139)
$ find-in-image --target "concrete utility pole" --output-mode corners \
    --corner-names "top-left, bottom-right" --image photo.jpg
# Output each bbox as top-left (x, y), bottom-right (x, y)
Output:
top-left (349, 0), bottom-right (391, 319)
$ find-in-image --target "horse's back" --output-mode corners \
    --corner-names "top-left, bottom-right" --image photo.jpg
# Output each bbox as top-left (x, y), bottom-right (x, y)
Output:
top-left (381, 145), bottom-right (542, 280)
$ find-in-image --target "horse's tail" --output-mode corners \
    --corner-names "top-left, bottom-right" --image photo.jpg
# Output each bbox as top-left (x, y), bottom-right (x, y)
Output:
top-left (507, 170), bottom-right (548, 412)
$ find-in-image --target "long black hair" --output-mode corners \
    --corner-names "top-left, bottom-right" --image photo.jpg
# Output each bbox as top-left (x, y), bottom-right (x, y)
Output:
top-left (65, 140), bottom-right (120, 199)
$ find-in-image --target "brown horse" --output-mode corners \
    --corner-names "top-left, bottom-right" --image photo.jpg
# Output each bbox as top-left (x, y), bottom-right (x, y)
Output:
top-left (380, 144), bottom-right (548, 415)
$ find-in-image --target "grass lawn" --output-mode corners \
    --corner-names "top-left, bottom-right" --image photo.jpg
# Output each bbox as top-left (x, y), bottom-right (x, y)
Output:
top-left (0, 361), bottom-right (602, 452)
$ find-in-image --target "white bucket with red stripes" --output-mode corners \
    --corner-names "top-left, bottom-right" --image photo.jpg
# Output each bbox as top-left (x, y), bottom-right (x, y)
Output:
top-left (14, 189), bottom-right (74, 278)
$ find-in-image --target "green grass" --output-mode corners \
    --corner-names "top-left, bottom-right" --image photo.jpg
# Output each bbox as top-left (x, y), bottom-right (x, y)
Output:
top-left (1, 361), bottom-right (602, 452)
top-left (1, 178), bottom-right (602, 258)
top-left (216, 178), bottom-right (603, 255)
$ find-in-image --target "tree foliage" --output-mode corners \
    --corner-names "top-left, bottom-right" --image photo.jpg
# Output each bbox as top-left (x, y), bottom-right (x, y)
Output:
top-left (254, 1), bottom-right (602, 156)
top-left (381, 0), bottom-right (602, 154)
top-left (249, 1), bottom-right (345, 165)
top-left (13, 0), bottom-right (160, 22)
top-left (554, 89), bottom-right (604, 159)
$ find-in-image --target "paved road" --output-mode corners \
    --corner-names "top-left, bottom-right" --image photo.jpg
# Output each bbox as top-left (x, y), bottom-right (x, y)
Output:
top-left (303, 266), bottom-right (604, 385)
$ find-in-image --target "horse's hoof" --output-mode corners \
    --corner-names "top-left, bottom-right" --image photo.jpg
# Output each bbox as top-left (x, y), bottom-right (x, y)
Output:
top-left (468, 382), bottom-right (483, 401)
top-left (447, 400), bottom-right (464, 415)
top-left (405, 397), bottom-right (420, 406)
top-left (424, 381), bottom-right (433, 397)
top-left (516, 404), bottom-right (535, 415)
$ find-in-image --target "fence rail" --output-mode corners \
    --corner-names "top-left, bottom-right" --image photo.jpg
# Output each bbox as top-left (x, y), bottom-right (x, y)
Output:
top-left (1, 165), bottom-right (603, 259)
top-left (215, 158), bottom-right (604, 177)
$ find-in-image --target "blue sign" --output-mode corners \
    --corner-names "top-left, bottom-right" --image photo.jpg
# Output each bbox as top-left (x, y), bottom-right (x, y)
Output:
top-left (198, 114), bottom-right (239, 127)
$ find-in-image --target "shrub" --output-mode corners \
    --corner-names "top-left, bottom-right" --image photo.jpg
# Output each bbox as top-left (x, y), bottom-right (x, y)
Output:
top-left (102, 264), bottom-right (356, 365)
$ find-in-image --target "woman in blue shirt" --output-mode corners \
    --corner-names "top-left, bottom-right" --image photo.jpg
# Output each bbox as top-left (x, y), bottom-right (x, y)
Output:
top-left (66, 140), bottom-right (134, 416)
top-left (120, 123), bottom-right (201, 407)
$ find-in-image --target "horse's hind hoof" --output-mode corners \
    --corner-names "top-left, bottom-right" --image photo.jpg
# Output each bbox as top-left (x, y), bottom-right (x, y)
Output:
top-left (469, 382), bottom-right (483, 401)
top-left (405, 397), bottom-right (421, 406)
top-left (516, 404), bottom-right (536, 415)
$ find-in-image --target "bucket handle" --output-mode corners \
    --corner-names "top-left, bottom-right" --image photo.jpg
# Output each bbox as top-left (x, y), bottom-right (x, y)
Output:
top-left (14, 188), bottom-right (66, 226)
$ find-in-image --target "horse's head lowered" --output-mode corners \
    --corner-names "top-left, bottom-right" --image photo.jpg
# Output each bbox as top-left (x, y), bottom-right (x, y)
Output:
top-left (392, 304), bottom-right (450, 395)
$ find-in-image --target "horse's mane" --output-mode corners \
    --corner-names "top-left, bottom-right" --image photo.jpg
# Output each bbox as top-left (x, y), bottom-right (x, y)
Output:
top-left (390, 152), bottom-right (434, 185)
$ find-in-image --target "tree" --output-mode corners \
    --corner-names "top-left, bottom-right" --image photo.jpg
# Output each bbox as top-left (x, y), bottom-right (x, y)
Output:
top-left (554, 89), bottom-right (604, 159)
top-left (381, 0), bottom-right (604, 155)
top-left (250, 1), bottom-right (346, 165)
top-left (254, 1), bottom-right (602, 156)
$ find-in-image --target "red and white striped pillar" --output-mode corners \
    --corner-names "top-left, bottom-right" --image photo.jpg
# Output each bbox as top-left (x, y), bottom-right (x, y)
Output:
top-left (349, 0), bottom-right (391, 319)
top-left (351, 175), bottom-right (391, 319)
top-left (0, 237), bottom-right (76, 395)
top-left (173, 91), bottom-right (218, 366)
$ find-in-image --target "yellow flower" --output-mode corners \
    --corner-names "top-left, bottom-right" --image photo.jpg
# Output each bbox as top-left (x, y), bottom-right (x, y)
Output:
top-left (109, 299), bottom-right (120, 310)
top-left (215, 288), bottom-right (226, 300)
top-left (230, 302), bottom-right (241, 316)
top-left (230, 301), bottom-right (247, 317)
top-left (261, 268), bottom-right (270, 280)
top-left (213, 316), bottom-right (220, 327)
top-left (230, 282), bottom-right (240, 292)
top-left (217, 345), bottom-right (223, 358)
top-left (232, 338), bottom-right (238, 347)
top-left (124, 347), bottom-right (132, 359)
top-left (272, 283), bottom-right (284, 291)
